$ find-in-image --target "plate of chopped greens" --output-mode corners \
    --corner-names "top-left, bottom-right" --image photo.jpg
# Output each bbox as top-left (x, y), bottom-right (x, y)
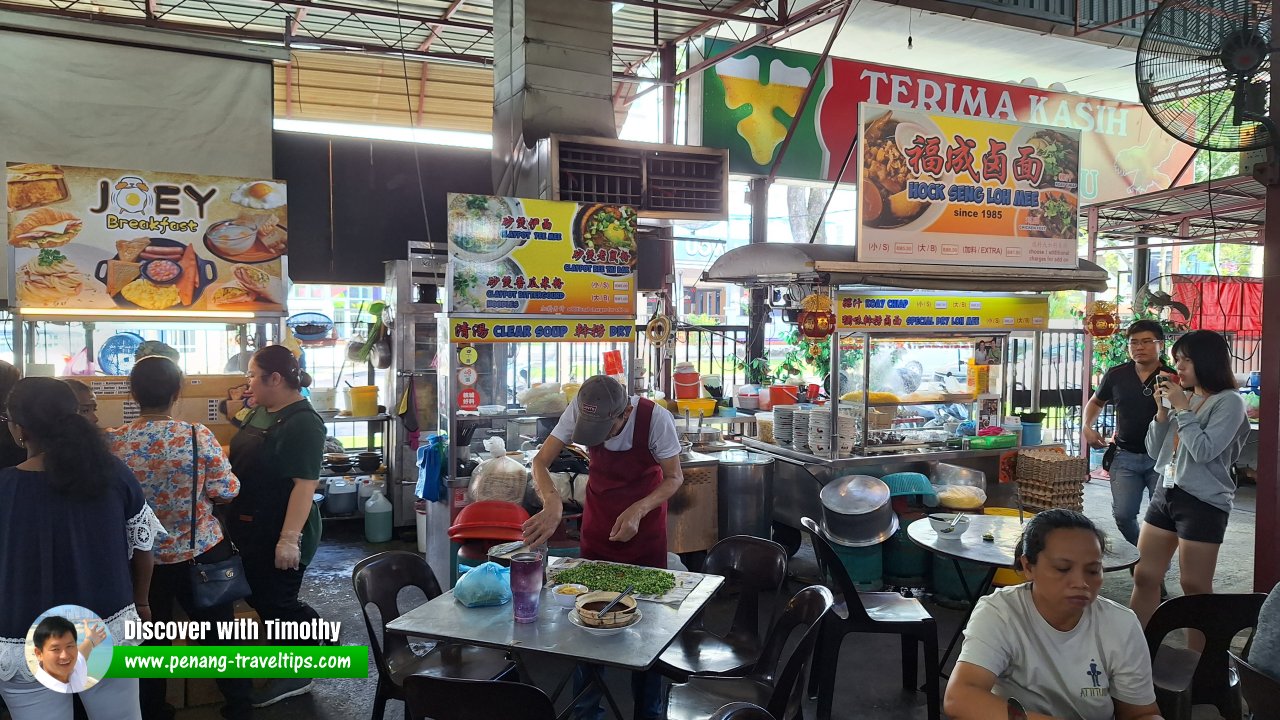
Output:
top-left (547, 559), bottom-right (702, 605)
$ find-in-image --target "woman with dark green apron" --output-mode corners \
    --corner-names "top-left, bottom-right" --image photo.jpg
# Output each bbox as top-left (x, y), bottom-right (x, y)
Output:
top-left (226, 345), bottom-right (325, 708)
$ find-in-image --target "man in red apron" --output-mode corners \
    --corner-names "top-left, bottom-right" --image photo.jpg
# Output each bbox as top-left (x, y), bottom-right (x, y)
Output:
top-left (525, 374), bottom-right (684, 720)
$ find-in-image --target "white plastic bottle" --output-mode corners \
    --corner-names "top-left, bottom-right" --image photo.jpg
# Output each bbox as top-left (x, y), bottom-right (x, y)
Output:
top-left (364, 490), bottom-right (394, 543)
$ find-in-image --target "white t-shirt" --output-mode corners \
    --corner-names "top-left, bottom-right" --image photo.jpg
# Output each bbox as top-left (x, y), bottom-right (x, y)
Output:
top-left (34, 653), bottom-right (89, 693)
top-left (958, 585), bottom-right (1156, 720)
top-left (551, 396), bottom-right (682, 462)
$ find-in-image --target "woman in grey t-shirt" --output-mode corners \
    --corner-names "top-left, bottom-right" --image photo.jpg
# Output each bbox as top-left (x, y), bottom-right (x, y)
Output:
top-left (1131, 330), bottom-right (1250, 628)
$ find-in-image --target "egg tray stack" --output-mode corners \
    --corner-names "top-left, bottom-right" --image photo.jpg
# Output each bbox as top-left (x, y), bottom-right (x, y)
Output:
top-left (1014, 449), bottom-right (1088, 513)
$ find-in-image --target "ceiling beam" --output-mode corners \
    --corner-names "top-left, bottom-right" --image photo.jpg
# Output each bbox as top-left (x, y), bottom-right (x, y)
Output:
top-left (596, 0), bottom-right (783, 26)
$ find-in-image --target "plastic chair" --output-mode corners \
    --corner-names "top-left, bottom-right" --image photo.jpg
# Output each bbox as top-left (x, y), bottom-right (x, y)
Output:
top-left (800, 517), bottom-right (940, 720)
top-left (1145, 592), bottom-right (1268, 720)
top-left (352, 551), bottom-right (517, 720)
top-left (1231, 651), bottom-right (1280, 720)
top-left (709, 702), bottom-right (778, 720)
top-left (658, 535), bottom-right (789, 681)
top-left (667, 585), bottom-right (835, 720)
top-left (402, 676), bottom-right (556, 720)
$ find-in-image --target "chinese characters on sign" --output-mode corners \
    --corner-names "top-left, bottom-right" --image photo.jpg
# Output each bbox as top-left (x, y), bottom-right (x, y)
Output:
top-left (858, 103), bottom-right (1081, 269)
top-left (449, 319), bottom-right (636, 344)
top-left (837, 293), bottom-right (1049, 332)
top-left (447, 194), bottom-right (637, 316)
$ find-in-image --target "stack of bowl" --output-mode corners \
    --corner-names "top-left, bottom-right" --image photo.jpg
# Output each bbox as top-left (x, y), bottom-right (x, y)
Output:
top-left (323, 452), bottom-right (352, 474)
top-left (355, 451), bottom-right (382, 472)
top-left (573, 591), bottom-right (639, 628)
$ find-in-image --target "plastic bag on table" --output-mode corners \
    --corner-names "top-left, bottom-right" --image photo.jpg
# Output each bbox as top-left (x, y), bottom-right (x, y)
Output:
top-left (469, 437), bottom-right (529, 504)
top-left (453, 562), bottom-right (511, 608)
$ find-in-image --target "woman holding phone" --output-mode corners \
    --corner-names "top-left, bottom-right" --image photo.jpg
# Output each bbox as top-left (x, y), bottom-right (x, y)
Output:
top-left (1130, 330), bottom-right (1250, 626)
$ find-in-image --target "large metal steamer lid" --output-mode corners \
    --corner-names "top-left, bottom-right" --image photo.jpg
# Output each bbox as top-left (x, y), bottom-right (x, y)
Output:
top-left (820, 474), bottom-right (890, 514)
top-left (717, 450), bottom-right (775, 465)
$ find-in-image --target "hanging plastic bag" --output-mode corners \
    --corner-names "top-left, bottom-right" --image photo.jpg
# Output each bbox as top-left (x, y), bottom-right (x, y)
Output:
top-left (453, 562), bottom-right (511, 608)
top-left (469, 437), bottom-right (528, 504)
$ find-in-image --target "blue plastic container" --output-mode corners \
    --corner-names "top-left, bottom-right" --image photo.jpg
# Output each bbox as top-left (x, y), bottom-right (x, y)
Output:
top-left (1022, 422), bottom-right (1043, 446)
top-left (831, 542), bottom-right (884, 591)
top-left (882, 514), bottom-right (929, 586)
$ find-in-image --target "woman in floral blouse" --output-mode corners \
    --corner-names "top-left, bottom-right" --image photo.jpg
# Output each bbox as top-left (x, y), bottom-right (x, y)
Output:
top-left (110, 356), bottom-right (251, 720)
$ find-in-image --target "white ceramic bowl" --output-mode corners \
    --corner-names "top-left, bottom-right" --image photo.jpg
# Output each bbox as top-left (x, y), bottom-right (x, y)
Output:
top-left (550, 584), bottom-right (589, 607)
top-left (928, 513), bottom-right (972, 539)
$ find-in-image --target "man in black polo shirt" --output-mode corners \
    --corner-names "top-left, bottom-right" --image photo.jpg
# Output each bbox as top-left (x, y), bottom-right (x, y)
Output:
top-left (1082, 319), bottom-right (1175, 548)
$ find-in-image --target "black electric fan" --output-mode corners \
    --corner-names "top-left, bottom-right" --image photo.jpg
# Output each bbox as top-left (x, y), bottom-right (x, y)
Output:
top-left (1136, 0), bottom-right (1275, 152)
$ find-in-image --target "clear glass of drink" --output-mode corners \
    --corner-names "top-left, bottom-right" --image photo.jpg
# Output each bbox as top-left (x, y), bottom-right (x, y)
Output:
top-left (510, 552), bottom-right (543, 623)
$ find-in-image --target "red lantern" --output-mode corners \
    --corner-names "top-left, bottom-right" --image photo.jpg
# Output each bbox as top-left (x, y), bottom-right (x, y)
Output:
top-left (798, 310), bottom-right (836, 339)
top-left (1084, 301), bottom-right (1119, 338)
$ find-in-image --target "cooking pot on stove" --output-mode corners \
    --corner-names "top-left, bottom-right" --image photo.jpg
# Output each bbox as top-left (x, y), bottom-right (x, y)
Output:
top-left (819, 474), bottom-right (898, 547)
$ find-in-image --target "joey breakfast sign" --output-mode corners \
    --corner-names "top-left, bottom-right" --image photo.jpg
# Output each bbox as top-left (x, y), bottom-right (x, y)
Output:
top-left (6, 162), bottom-right (287, 313)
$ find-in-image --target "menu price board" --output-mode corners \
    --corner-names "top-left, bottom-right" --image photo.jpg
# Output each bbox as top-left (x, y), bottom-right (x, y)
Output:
top-left (6, 162), bottom-right (286, 313)
top-left (447, 194), bottom-right (636, 317)
top-left (449, 318), bottom-right (636, 344)
top-left (836, 292), bottom-right (1048, 331)
top-left (856, 104), bottom-right (1081, 269)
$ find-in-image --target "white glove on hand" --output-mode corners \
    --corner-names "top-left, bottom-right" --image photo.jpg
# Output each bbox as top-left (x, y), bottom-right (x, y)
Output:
top-left (275, 530), bottom-right (302, 570)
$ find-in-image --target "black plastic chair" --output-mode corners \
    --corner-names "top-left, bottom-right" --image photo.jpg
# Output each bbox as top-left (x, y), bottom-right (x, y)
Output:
top-left (353, 551), bottom-right (517, 720)
top-left (403, 676), bottom-right (557, 720)
top-left (667, 585), bottom-right (834, 720)
top-left (1145, 592), bottom-right (1267, 720)
top-left (1231, 651), bottom-right (1280, 720)
top-left (658, 535), bottom-right (789, 681)
top-left (709, 701), bottom-right (778, 720)
top-left (800, 517), bottom-right (940, 720)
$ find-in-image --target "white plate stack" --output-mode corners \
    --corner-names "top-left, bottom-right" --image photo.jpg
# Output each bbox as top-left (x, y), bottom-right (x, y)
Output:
top-left (808, 408), bottom-right (858, 455)
top-left (773, 405), bottom-right (796, 445)
top-left (792, 409), bottom-right (812, 451)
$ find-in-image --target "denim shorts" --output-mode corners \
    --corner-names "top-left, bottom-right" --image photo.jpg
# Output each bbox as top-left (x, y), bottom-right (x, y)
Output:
top-left (1145, 485), bottom-right (1230, 544)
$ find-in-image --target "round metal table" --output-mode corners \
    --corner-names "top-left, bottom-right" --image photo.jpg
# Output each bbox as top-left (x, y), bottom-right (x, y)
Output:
top-left (907, 514), bottom-right (1141, 670)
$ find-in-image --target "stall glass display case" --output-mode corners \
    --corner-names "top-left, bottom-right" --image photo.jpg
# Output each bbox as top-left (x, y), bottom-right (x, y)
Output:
top-left (822, 332), bottom-right (1009, 458)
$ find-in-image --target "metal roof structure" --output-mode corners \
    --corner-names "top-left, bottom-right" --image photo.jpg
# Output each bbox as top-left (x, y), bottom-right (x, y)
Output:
top-left (1087, 173), bottom-right (1266, 251)
top-left (0, 0), bottom-right (839, 80)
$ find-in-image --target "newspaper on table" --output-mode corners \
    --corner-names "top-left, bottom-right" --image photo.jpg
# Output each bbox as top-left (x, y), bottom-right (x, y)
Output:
top-left (544, 557), bottom-right (707, 606)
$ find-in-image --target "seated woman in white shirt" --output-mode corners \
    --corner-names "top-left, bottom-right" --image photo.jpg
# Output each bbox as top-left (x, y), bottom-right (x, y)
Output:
top-left (944, 509), bottom-right (1164, 720)
top-left (31, 616), bottom-right (105, 694)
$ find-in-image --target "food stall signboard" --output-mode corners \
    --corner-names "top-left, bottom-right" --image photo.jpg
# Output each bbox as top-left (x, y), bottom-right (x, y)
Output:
top-left (837, 292), bottom-right (1048, 331)
top-left (856, 103), bottom-right (1081, 269)
top-left (6, 162), bottom-right (286, 313)
top-left (449, 318), bottom-right (636, 344)
top-left (447, 194), bottom-right (636, 316)
top-left (700, 38), bottom-right (1194, 203)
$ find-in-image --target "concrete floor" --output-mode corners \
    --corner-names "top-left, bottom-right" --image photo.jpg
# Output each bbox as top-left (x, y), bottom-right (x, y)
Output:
top-left (174, 477), bottom-right (1259, 720)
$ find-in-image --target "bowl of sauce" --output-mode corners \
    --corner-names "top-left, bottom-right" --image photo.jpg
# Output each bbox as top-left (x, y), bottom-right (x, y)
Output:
top-left (573, 590), bottom-right (638, 628)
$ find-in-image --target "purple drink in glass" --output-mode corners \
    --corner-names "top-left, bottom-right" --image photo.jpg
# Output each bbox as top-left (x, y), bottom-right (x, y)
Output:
top-left (510, 552), bottom-right (543, 623)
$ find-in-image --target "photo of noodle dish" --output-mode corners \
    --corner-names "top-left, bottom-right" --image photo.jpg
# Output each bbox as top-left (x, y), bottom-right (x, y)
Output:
top-left (17, 248), bottom-right (87, 306)
top-left (450, 258), bottom-right (525, 314)
top-left (1010, 127), bottom-right (1080, 190)
top-left (448, 194), bottom-right (524, 262)
top-left (1015, 190), bottom-right (1078, 240)
top-left (573, 205), bottom-right (638, 263)
top-left (860, 109), bottom-right (951, 231)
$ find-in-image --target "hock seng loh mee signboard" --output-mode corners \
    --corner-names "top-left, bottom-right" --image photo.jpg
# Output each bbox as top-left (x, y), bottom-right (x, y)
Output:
top-left (446, 194), bottom-right (637, 317)
top-left (699, 38), bottom-right (1194, 203)
top-left (6, 162), bottom-right (287, 314)
top-left (856, 103), bottom-right (1081, 269)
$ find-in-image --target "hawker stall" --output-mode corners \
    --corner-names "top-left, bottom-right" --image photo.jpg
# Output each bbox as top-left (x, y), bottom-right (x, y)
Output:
top-left (701, 242), bottom-right (1108, 554)
top-left (426, 193), bottom-right (695, 581)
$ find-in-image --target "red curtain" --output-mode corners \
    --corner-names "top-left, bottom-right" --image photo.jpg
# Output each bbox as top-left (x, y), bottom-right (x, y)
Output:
top-left (1171, 275), bottom-right (1262, 333)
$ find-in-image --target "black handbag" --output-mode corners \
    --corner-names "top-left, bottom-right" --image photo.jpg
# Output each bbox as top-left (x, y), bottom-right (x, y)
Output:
top-left (186, 425), bottom-right (252, 609)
